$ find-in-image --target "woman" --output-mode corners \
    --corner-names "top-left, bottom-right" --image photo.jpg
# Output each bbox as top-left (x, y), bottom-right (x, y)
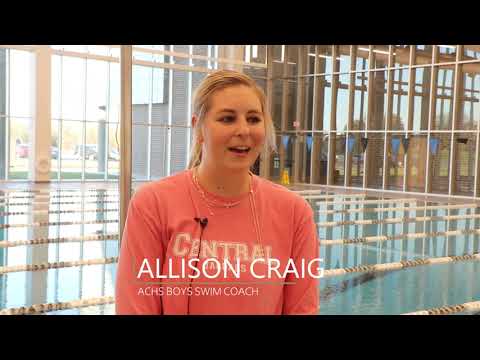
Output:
top-left (116, 69), bottom-right (319, 315)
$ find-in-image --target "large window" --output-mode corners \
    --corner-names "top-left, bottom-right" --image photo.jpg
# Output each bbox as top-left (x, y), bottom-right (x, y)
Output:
top-left (2, 45), bottom-right (480, 199)
top-left (1, 45), bottom-right (268, 182)
top-left (131, 45), bottom-right (267, 183)
top-left (268, 45), bottom-right (480, 198)
top-left (0, 48), bottom-right (35, 180)
top-left (51, 49), bottom-right (120, 181)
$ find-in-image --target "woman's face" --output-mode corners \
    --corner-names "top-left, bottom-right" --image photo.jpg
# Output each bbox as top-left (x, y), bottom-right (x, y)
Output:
top-left (195, 85), bottom-right (266, 173)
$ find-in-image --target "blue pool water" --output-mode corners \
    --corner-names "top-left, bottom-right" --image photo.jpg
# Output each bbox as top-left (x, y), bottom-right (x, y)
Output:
top-left (311, 196), bottom-right (480, 315)
top-left (1, 188), bottom-right (479, 315)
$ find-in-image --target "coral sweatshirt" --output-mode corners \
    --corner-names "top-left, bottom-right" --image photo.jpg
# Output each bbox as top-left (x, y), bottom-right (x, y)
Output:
top-left (115, 169), bottom-right (319, 315)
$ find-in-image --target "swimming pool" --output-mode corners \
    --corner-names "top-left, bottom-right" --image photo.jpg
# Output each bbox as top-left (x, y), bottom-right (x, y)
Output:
top-left (307, 190), bottom-right (480, 315)
top-left (0, 186), bottom-right (479, 315)
top-left (0, 187), bottom-right (118, 315)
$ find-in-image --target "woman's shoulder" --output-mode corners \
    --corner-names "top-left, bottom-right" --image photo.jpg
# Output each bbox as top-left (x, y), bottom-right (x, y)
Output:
top-left (256, 176), bottom-right (312, 214)
top-left (130, 170), bottom-right (190, 207)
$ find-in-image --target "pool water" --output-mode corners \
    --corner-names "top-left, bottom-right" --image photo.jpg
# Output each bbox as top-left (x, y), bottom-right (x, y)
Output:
top-left (1, 188), bottom-right (479, 315)
top-left (311, 194), bottom-right (480, 315)
top-left (0, 188), bottom-right (119, 314)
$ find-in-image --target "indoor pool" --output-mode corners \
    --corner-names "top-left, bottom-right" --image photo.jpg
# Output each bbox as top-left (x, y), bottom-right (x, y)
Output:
top-left (0, 187), bottom-right (119, 315)
top-left (1, 187), bottom-right (479, 315)
top-left (305, 190), bottom-right (480, 315)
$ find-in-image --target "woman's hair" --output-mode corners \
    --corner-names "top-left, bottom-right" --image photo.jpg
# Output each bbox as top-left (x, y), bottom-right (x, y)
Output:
top-left (188, 69), bottom-right (276, 169)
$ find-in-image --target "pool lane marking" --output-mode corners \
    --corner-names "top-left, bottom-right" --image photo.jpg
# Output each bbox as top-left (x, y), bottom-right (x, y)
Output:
top-left (0, 219), bottom-right (118, 229)
top-left (317, 202), bottom-right (479, 215)
top-left (1, 200), bottom-right (118, 206)
top-left (319, 228), bottom-right (480, 245)
top-left (312, 198), bottom-right (415, 204)
top-left (323, 252), bottom-right (480, 278)
top-left (0, 296), bottom-right (115, 315)
top-left (317, 213), bottom-right (480, 228)
top-left (0, 233), bottom-right (119, 248)
top-left (0, 208), bottom-right (118, 216)
top-left (0, 193), bottom-right (118, 200)
top-left (0, 256), bottom-right (118, 274)
top-left (402, 300), bottom-right (480, 315)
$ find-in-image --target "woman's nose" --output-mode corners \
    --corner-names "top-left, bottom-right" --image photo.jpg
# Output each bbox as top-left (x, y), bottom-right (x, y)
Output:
top-left (235, 118), bottom-right (250, 136)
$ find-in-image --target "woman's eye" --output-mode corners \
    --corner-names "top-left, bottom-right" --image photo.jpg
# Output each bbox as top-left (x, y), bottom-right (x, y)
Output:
top-left (220, 116), bottom-right (235, 123)
top-left (248, 117), bottom-right (262, 123)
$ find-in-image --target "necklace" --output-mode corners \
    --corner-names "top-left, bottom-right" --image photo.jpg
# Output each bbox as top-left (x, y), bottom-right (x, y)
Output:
top-left (192, 167), bottom-right (252, 216)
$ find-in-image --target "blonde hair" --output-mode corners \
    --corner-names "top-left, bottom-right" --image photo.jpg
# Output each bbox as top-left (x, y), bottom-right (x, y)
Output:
top-left (188, 69), bottom-right (276, 169)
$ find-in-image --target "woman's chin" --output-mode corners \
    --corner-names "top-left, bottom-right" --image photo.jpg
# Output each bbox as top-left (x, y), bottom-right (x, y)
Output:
top-left (224, 160), bottom-right (254, 172)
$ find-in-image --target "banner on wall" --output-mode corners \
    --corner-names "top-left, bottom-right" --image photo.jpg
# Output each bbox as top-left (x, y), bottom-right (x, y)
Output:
top-left (306, 135), bottom-right (313, 152)
top-left (402, 137), bottom-right (410, 153)
top-left (282, 135), bottom-right (290, 150)
top-left (429, 137), bottom-right (439, 155)
top-left (347, 136), bottom-right (355, 154)
top-left (360, 137), bottom-right (368, 152)
top-left (391, 138), bottom-right (401, 159)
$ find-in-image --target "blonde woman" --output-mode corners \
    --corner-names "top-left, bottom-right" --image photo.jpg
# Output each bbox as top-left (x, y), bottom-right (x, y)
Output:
top-left (116, 69), bottom-right (319, 315)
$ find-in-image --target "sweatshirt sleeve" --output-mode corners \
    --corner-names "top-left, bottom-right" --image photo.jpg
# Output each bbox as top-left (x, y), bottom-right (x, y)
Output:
top-left (115, 188), bottom-right (165, 315)
top-left (282, 199), bottom-right (319, 315)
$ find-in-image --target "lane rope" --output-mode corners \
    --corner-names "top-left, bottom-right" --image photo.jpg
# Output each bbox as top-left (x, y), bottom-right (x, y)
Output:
top-left (0, 256), bottom-right (118, 275)
top-left (2, 200), bottom-right (118, 206)
top-left (323, 252), bottom-right (480, 278)
top-left (402, 300), bottom-right (480, 315)
top-left (0, 233), bottom-right (119, 248)
top-left (0, 219), bottom-right (118, 229)
top-left (319, 228), bottom-right (480, 245)
top-left (0, 188), bottom-right (114, 194)
top-left (317, 213), bottom-right (480, 228)
top-left (317, 202), bottom-right (480, 215)
top-left (0, 194), bottom-right (118, 200)
top-left (293, 189), bottom-right (366, 195)
top-left (0, 208), bottom-right (118, 217)
top-left (315, 198), bottom-right (425, 205)
top-left (0, 296), bottom-right (115, 315)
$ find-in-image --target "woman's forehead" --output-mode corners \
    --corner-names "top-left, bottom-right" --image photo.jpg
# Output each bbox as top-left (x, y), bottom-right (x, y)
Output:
top-left (208, 85), bottom-right (262, 112)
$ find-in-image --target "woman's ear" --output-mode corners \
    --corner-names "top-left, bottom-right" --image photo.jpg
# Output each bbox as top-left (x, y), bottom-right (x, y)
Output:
top-left (192, 115), bottom-right (203, 143)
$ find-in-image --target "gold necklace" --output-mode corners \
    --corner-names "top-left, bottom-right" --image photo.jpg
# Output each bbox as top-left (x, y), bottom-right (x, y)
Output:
top-left (192, 168), bottom-right (252, 216)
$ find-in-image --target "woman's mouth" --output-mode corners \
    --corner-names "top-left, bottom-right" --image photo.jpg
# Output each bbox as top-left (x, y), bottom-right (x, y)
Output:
top-left (228, 146), bottom-right (251, 153)
top-left (228, 146), bottom-right (251, 155)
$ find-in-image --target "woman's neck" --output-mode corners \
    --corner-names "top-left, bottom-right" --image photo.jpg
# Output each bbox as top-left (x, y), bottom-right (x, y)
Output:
top-left (196, 163), bottom-right (251, 197)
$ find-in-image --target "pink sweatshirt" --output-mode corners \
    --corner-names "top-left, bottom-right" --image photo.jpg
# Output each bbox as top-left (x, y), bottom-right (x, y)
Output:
top-left (115, 169), bottom-right (319, 315)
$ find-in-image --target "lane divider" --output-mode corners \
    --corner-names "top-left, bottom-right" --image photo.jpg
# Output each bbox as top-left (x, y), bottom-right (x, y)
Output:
top-left (319, 228), bottom-right (480, 245)
top-left (0, 193), bottom-right (118, 200)
top-left (402, 300), bottom-right (480, 315)
top-left (317, 213), bottom-right (480, 228)
top-left (0, 256), bottom-right (118, 275)
top-left (0, 233), bottom-right (119, 248)
top-left (297, 192), bottom-right (367, 199)
top-left (314, 198), bottom-right (422, 205)
top-left (317, 202), bottom-right (480, 215)
top-left (2, 200), bottom-right (118, 206)
top-left (0, 296), bottom-right (115, 315)
top-left (4, 251), bottom-right (476, 279)
top-left (0, 208), bottom-right (119, 217)
top-left (323, 252), bottom-right (480, 278)
top-left (0, 189), bottom-right (115, 194)
top-left (0, 219), bottom-right (118, 229)
top-left (293, 189), bottom-right (366, 195)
